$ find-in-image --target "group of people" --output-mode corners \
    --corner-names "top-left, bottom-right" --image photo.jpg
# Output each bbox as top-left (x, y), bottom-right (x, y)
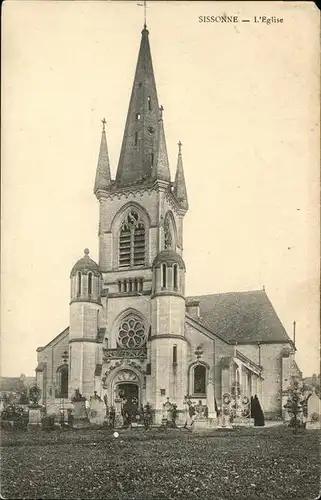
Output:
top-left (103, 402), bottom-right (153, 429)
top-left (121, 402), bottom-right (153, 429)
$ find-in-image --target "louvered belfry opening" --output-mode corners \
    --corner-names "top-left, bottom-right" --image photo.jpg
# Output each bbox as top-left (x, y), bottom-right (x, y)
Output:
top-left (119, 210), bottom-right (146, 269)
top-left (119, 224), bottom-right (131, 268)
top-left (133, 223), bottom-right (145, 267)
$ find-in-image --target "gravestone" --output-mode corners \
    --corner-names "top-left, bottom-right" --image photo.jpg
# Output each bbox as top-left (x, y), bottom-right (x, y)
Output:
top-left (192, 400), bottom-right (209, 432)
top-left (28, 384), bottom-right (42, 431)
top-left (28, 408), bottom-right (42, 427)
top-left (307, 388), bottom-right (321, 430)
top-left (72, 390), bottom-right (90, 429)
top-left (89, 392), bottom-right (106, 426)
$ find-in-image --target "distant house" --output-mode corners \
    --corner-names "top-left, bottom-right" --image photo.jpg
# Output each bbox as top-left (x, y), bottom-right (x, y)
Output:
top-left (0, 375), bottom-right (36, 400)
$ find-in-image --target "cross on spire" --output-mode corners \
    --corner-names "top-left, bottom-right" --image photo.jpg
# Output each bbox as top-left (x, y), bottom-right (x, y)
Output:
top-left (101, 118), bottom-right (106, 132)
top-left (178, 141), bottom-right (182, 154)
top-left (137, 1), bottom-right (147, 29)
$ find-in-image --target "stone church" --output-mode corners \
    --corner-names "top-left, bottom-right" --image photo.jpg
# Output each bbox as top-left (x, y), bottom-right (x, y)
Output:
top-left (36, 24), bottom-right (301, 423)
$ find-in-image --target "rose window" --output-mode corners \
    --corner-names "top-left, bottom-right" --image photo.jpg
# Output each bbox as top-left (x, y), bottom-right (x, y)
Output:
top-left (118, 318), bottom-right (146, 348)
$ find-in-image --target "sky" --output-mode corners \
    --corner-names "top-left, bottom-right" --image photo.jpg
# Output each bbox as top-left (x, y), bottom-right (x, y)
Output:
top-left (1, 1), bottom-right (320, 377)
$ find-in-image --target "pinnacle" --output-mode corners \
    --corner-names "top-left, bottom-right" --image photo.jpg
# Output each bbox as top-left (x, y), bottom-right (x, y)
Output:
top-left (94, 120), bottom-right (112, 194)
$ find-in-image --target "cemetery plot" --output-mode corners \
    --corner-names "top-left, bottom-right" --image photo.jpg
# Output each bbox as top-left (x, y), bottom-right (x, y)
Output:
top-left (1, 426), bottom-right (319, 500)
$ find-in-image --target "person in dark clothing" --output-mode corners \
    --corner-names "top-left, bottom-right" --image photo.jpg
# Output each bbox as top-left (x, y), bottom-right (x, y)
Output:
top-left (251, 394), bottom-right (265, 426)
top-left (109, 406), bottom-right (116, 428)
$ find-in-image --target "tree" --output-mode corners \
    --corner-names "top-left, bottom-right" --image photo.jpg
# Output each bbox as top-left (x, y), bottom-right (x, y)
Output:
top-left (17, 374), bottom-right (29, 404)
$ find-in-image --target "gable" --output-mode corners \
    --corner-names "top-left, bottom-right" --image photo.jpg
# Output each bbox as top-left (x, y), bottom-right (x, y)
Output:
top-left (187, 290), bottom-right (291, 344)
top-left (36, 327), bottom-right (69, 352)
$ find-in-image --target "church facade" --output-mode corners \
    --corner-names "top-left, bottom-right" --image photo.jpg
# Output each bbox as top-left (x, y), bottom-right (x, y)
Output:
top-left (35, 24), bottom-right (301, 423)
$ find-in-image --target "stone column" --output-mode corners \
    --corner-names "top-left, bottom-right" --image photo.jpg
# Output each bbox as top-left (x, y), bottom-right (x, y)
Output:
top-left (206, 374), bottom-right (218, 429)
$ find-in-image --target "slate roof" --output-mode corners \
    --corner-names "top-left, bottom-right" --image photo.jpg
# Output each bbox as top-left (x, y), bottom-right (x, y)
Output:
top-left (186, 290), bottom-right (291, 344)
top-left (153, 249), bottom-right (185, 269)
top-left (115, 27), bottom-right (162, 187)
top-left (70, 249), bottom-right (100, 277)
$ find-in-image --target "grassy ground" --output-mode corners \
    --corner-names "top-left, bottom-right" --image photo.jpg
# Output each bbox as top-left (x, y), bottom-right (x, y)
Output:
top-left (1, 426), bottom-right (320, 500)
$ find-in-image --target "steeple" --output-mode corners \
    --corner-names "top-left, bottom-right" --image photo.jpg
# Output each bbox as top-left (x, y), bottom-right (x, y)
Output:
top-left (115, 27), bottom-right (162, 187)
top-left (94, 119), bottom-right (111, 194)
top-left (173, 142), bottom-right (188, 211)
top-left (151, 105), bottom-right (171, 182)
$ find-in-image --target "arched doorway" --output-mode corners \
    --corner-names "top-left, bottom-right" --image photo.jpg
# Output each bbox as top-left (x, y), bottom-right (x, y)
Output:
top-left (111, 368), bottom-right (142, 423)
top-left (118, 383), bottom-right (139, 417)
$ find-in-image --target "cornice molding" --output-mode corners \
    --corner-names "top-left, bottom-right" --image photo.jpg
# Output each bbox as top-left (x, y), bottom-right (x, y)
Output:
top-left (151, 291), bottom-right (185, 300)
top-left (69, 337), bottom-right (98, 344)
top-left (69, 298), bottom-right (102, 306)
top-left (150, 334), bottom-right (187, 342)
top-left (96, 185), bottom-right (155, 201)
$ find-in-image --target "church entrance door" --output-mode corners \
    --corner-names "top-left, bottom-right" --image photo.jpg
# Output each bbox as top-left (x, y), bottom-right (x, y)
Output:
top-left (118, 383), bottom-right (139, 424)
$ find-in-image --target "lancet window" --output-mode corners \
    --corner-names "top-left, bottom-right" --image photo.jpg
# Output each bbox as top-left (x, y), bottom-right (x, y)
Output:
top-left (88, 272), bottom-right (92, 296)
top-left (56, 365), bottom-right (68, 399)
top-left (164, 214), bottom-right (173, 250)
top-left (77, 272), bottom-right (82, 296)
top-left (193, 365), bottom-right (206, 395)
top-left (119, 210), bottom-right (146, 268)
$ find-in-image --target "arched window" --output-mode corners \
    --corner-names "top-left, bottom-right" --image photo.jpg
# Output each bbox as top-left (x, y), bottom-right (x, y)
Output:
top-left (77, 272), bottom-right (82, 296)
top-left (134, 131), bottom-right (138, 146)
top-left (88, 273), bottom-right (92, 296)
top-left (147, 96), bottom-right (152, 110)
top-left (119, 210), bottom-right (146, 268)
top-left (57, 365), bottom-right (68, 399)
top-left (173, 264), bottom-right (178, 290)
top-left (162, 263), bottom-right (167, 288)
top-left (173, 345), bottom-right (177, 364)
top-left (193, 365), bottom-right (206, 395)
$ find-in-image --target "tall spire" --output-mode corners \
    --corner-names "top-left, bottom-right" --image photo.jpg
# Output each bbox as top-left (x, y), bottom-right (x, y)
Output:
top-left (151, 105), bottom-right (170, 182)
top-left (115, 26), bottom-right (161, 186)
top-left (94, 118), bottom-right (111, 194)
top-left (173, 141), bottom-right (188, 211)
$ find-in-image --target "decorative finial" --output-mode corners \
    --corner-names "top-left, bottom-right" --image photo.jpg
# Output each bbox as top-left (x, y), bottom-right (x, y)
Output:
top-left (84, 248), bottom-right (89, 255)
top-left (159, 105), bottom-right (164, 120)
top-left (101, 118), bottom-right (106, 132)
top-left (178, 141), bottom-right (182, 154)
